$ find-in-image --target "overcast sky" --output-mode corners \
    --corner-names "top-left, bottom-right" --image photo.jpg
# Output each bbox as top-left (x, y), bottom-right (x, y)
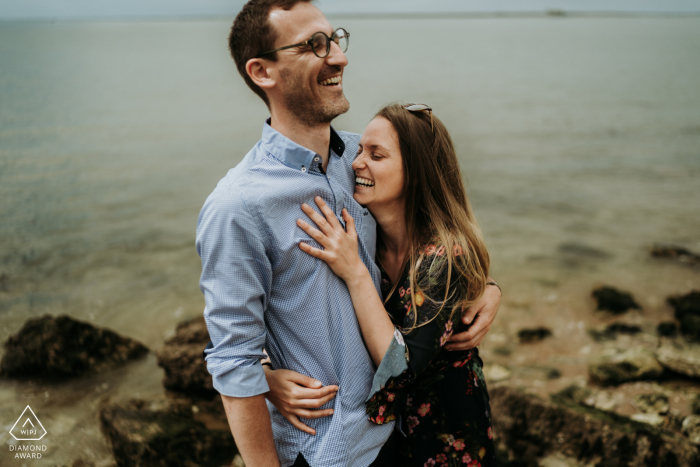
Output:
top-left (2, 0), bottom-right (699, 19)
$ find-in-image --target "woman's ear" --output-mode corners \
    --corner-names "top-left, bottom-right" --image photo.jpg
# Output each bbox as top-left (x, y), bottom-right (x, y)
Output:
top-left (246, 58), bottom-right (276, 91)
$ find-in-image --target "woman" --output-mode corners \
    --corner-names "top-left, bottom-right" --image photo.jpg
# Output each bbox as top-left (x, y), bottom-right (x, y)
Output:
top-left (268, 104), bottom-right (496, 466)
top-left (274, 103), bottom-right (497, 466)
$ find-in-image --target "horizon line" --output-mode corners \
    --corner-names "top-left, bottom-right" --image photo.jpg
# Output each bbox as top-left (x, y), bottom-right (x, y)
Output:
top-left (2, 10), bottom-right (700, 23)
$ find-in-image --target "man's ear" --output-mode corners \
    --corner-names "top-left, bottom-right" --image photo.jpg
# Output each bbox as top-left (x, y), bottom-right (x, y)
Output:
top-left (246, 58), bottom-right (276, 91)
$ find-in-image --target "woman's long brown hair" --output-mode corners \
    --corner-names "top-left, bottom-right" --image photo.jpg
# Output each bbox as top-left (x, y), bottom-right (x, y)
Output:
top-left (374, 103), bottom-right (490, 332)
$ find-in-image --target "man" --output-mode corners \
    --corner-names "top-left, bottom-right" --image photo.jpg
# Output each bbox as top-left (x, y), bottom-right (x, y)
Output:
top-left (196, 1), bottom-right (501, 466)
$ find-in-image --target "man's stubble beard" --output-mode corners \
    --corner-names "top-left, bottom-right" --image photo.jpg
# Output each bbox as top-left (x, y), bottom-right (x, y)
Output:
top-left (280, 68), bottom-right (350, 126)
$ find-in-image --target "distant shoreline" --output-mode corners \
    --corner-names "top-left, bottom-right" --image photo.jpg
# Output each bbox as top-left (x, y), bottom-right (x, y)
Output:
top-left (2, 11), bottom-right (700, 23)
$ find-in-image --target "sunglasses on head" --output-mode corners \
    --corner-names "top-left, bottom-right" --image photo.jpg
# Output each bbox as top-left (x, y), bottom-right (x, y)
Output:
top-left (404, 104), bottom-right (433, 132)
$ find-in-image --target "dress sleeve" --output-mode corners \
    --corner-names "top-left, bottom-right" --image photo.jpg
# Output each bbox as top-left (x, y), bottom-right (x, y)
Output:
top-left (367, 246), bottom-right (471, 423)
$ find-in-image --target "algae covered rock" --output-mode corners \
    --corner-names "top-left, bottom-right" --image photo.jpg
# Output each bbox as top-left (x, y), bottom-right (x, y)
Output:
top-left (591, 286), bottom-right (640, 314)
top-left (668, 291), bottom-right (700, 341)
top-left (491, 386), bottom-right (699, 466)
top-left (0, 314), bottom-right (148, 379)
top-left (651, 243), bottom-right (700, 266)
top-left (99, 399), bottom-right (236, 467)
top-left (517, 327), bottom-right (552, 343)
top-left (155, 316), bottom-right (216, 399)
top-left (692, 394), bottom-right (700, 415)
top-left (588, 348), bottom-right (663, 386)
top-left (589, 322), bottom-right (642, 341)
top-left (657, 321), bottom-right (679, 337)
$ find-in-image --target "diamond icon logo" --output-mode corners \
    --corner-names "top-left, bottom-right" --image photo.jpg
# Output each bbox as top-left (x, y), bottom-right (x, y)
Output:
top-left (9, 406), bottom-right (47, 441)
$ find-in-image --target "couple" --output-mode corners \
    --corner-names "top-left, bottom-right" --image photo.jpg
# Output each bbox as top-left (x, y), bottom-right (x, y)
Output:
top-left (197, 1), bottom-right (501, 466)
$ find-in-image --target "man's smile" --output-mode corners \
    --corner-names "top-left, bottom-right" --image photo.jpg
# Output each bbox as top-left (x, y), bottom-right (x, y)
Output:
top-left (319, 74), bottom-right (342, 86)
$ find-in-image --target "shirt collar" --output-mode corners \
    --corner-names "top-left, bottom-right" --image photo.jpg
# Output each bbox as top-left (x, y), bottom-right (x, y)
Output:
top-left (261, 118), bottom-right (346, 172)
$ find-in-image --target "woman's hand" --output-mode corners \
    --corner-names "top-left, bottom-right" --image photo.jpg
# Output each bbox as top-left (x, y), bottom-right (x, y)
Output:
top-left (264, 367), bottom-right (339, 435)
top-left (297, 197), bottom-right (366, 283)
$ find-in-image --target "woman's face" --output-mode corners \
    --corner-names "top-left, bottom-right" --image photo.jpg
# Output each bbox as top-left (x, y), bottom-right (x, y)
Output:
top-left (351, 117), bottom-right (405, 213)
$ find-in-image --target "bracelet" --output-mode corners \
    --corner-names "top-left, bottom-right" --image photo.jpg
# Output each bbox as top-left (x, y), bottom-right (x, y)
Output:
top-left (261, 362), bottom-right (273, 369)
top-left (486, 281), bottom-right (502, 296)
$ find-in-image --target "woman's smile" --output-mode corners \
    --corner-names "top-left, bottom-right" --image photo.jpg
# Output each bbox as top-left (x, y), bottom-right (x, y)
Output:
top-left (351, 117), bottom-right (404, 212)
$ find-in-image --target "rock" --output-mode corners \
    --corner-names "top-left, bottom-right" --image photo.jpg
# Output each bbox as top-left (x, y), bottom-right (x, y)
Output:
top-left (493, 347), bottom-right (513, 356)
top-left (51, 460), bottom-right (97, 467)
top-left (669, 291), bottom-right (700, 318)
top-left (518, 327), bottom-right (552, 343)
top-left (691, 394), bottom-right (700, 415)
top-left (70, 460), bottom-right (95, 467)
top-left (99, 398), bottom-right (236, 467)
top-left (0, 314), bottom-right (148, 379)
top-left (668, 291), bottom-right (700, 340)
top-left (657, 321), bottom-right (679, 338)
top-left (156, 316), bottom-right (216, 399)
top-left (558, 242), bottom-right (611, 258)
top-left (651, 243), bottom-right (700, 266)
top-left (679, 315), bottom-right (700, 341)
top-left (553, 385), bottom-right (593, 406)
top-left (483, 364), bottom-right (511, 382)
top-left (588, 348), bottom-right (664, 386)
top-left (681, 415), bottom-right (700, 445)
top-left (634, 393), bottom-right (670, 414)
top-left (491, 386), bottom-right (700, 466)
top-left (591, 286), bottom-right (640, 314)
top-left (631, 413), bottom-right (666, 427)
top-left (586, 390), bottom-right (625, 412)
top-left (656, 338), bottom-right (700, 378)
top-left (588, 322), bottom-right (642, 342)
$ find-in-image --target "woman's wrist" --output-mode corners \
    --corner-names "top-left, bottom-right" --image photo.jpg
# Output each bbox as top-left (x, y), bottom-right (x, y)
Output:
top-left (343, 263), bottom-right (372, 289)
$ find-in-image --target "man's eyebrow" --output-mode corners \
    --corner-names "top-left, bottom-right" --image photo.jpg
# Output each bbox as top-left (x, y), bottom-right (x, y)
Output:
top-left (294, 28), bottom-right (334, 42)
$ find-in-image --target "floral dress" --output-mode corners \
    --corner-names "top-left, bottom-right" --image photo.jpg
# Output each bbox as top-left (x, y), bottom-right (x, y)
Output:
top-left (366, 244), bottom-right (496, 467)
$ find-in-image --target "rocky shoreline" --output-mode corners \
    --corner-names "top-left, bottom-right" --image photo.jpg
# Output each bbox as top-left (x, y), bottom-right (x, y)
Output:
top-left (1, 245), bottom-right (699, 467)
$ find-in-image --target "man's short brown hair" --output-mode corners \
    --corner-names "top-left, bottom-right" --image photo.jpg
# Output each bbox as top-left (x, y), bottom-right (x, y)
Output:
top-left (229, 0), bottom-right (312, 107)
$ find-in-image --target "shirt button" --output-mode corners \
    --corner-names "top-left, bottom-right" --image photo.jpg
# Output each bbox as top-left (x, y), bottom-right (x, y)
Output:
top-left (314, 157), bottom-right (320, 162)
top-left (301, 166), bottom-right (307, 173)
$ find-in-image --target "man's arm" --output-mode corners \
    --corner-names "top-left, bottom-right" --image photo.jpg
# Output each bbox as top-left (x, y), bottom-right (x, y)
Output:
top-left (445, 278), bottom-right (501, 351)
top-left (221, 394), bottom-right (281, 467)
top-left (197, 187), bottom-right (278, 465)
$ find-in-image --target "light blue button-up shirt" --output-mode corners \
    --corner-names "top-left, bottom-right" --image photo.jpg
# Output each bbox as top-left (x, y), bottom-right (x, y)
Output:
top-left (196, 120), bottom-right (394, 467)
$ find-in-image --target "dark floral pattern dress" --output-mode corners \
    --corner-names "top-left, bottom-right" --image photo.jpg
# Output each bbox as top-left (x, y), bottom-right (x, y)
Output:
top-left (366, 244), bottom-right (496, 467)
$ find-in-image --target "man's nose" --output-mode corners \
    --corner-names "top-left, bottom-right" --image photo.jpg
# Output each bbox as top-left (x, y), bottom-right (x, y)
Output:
top-left (326, 40), bottom-right (348, 67)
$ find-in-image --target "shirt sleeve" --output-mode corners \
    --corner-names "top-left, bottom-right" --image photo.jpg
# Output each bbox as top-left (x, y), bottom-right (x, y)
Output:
top-left (367, 248), bottom-right (472, 422)
top-left (196, 186), bottom-right (272, 398)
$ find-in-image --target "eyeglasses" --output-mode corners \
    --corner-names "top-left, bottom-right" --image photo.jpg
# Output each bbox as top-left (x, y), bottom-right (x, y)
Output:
top-left (404, 104), bottom-right (433, 132)
top-left (258, 28), bottom-right (350, 59)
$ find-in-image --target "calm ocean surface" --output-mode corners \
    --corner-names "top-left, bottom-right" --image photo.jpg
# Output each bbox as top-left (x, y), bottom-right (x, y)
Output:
top-left (0, 16), bottom-right (699, 465)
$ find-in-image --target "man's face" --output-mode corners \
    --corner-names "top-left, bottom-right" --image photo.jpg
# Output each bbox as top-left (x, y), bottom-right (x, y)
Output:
top-left (267, 3), bottom-right (349, 125)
